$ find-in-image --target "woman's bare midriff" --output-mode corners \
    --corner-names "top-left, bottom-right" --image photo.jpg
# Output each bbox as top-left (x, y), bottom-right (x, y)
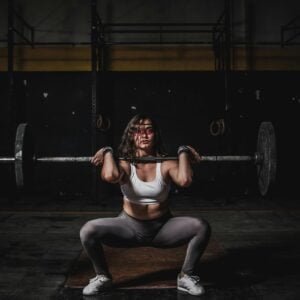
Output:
top-left (123, 198), bottom-right (170, 220)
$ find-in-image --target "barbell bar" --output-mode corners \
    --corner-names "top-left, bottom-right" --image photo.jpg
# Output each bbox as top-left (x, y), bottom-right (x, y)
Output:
top-left (37, 155), bottom-right (256, 162)
top-left (1, 121), bottom-right (276, 196)
top-left (0, 158), bottom-right (15, 163)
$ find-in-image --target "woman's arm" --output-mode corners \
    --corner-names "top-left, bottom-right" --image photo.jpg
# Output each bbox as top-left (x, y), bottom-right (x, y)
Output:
top-left (167, 146), bottom-right (201, 187)
top-left (101, 152), bottom-right (123, 183)
top-left (91, 148), bottom-right (127, 183)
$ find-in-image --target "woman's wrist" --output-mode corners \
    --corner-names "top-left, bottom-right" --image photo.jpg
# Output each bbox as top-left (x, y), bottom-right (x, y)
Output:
top-left (102, 146), bottom-right (113, 157)
top-left (177, 145), bottom-right (190, 157)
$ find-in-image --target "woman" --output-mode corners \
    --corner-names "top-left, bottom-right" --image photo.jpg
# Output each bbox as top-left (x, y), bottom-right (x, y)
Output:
top-left (80, 114), bottom-right (211, 296)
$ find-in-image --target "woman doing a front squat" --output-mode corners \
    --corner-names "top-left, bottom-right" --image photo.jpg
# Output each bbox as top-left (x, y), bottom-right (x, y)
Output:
top-left (80, 114), bottom-right (211, 296)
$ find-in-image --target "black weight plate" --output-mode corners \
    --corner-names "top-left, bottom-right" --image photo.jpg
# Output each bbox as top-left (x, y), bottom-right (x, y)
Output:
top-left (14, 123), bottom-right (35, 189)
top-left (256, 122), bottom-right (277, 196)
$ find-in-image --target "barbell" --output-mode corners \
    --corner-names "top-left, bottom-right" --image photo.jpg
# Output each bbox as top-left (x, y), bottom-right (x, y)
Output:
top-left (0, 121), bottom-right (276, 196)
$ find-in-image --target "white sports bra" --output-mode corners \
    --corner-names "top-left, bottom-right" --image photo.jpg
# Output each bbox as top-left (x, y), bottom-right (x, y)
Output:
top-left (120, 163), bottom-right (170, 205)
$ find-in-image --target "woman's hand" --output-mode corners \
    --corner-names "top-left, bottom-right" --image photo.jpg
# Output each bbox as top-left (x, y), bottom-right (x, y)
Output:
top-left (186, 146), bottom-right (201, 163)
top-left (179, 145), bottom-right (201, 163)
top-left (90, 147), bottom-right (113, 166)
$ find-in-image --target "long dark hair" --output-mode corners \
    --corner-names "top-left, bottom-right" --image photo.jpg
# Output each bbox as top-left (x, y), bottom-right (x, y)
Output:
top-left (118, 114), bottom-right (167, 159)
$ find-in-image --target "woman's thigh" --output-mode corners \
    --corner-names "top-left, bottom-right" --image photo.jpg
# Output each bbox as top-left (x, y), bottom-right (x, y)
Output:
top-left (81, 215), bottom-right (139, 247)
top-left (151, 216), bottom-right (206, 248)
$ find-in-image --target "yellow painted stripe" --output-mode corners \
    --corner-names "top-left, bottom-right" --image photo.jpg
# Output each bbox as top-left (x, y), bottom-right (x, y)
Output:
top-left (1, 46), bottom-right (300, 71)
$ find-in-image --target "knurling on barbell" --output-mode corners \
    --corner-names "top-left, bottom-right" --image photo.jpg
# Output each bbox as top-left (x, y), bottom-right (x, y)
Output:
top-left (4, 121), bottom-right (276, 196)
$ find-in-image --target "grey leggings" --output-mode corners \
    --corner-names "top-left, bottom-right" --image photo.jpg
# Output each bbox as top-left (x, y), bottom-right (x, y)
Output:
top-left (80, 210), bottom-right (211, 276)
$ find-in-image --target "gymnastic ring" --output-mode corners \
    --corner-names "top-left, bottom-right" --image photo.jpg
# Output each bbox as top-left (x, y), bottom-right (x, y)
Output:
top-left (209, 120), bottom-right (221, 136)
top-left (96, 114), bottom-right (103, 129)
top-left (100, 116), bottom-right (111, 132)
top-left (219, 118), bottom-right (226, 135)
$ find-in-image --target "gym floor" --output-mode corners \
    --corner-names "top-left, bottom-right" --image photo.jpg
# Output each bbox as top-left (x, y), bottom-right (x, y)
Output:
top-left (0, 192), bottom-right (299, 300)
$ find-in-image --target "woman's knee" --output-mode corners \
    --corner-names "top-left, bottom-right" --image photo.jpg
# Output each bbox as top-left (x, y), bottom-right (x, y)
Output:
top-left (79, 220), bottom-right (101, 245)
top-left (192, 217), bottom-right (211, 238)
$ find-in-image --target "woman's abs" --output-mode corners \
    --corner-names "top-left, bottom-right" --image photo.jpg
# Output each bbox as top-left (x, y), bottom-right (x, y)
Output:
top-left (123, 197), bottom-right (170, 220)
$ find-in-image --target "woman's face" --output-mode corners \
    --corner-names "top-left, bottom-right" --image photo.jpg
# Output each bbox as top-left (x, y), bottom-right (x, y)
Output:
top-left (131, 119), bottom-right (155, 154)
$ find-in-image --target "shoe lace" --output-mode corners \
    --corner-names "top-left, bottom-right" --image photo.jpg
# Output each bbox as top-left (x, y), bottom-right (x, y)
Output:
top-left (89, 274), bottom-right (107, 283)
top-left (189, 275), bottom-right (201, 284)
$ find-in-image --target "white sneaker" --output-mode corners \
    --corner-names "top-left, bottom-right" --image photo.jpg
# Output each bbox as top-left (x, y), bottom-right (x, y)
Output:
top-left (82, 274), bottom-right (113, 295)
top-left (177, 272), bottom-right (205, 296)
